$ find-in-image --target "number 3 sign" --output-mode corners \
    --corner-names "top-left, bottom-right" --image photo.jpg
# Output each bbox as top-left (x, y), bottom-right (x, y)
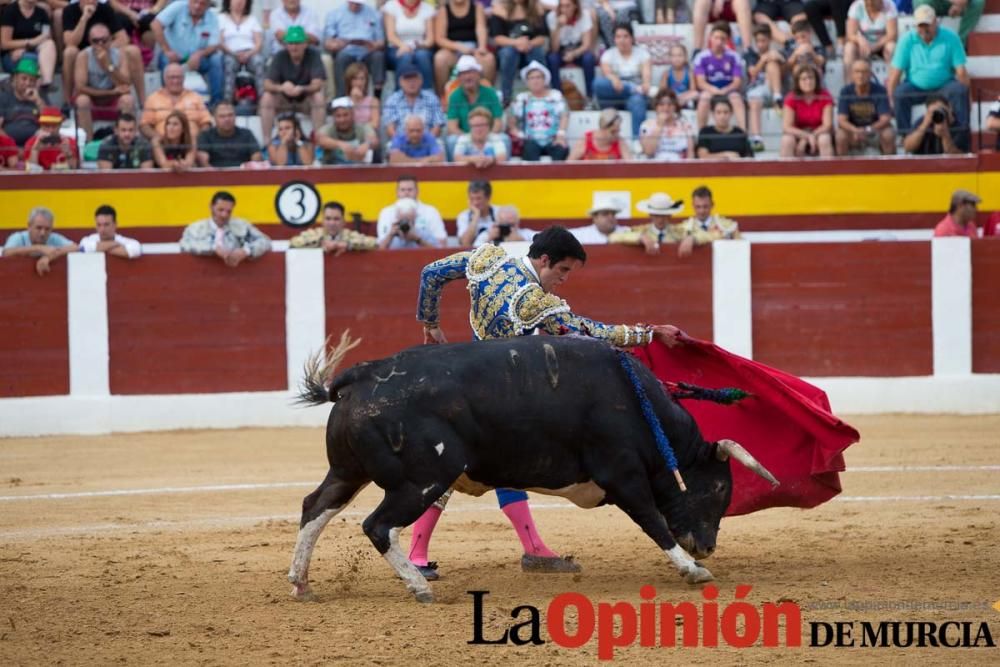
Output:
top-left (275, 181), bottom-right (321, 228)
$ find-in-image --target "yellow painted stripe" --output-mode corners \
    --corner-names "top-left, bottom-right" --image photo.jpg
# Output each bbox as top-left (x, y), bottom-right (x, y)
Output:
top-left (2, 171), bottom-right (995, 230)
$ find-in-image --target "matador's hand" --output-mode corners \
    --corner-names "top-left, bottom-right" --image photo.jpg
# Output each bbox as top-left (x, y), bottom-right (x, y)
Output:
top-left (423, 326), bottom-right (448, 345)
top-left (652, 324), bottom-right (683, 347)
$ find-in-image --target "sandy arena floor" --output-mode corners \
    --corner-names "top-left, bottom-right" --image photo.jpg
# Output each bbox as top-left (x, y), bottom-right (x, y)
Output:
top-left (1, 415), bottom-right (999, 665)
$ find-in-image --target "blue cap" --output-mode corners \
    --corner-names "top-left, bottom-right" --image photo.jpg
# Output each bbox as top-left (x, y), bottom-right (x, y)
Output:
top-left (397, 63), bottom-right (421, 79)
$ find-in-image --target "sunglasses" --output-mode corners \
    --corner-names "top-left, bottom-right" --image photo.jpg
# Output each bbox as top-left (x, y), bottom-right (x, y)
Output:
top-left (91, 36), bottom-right (111, 45)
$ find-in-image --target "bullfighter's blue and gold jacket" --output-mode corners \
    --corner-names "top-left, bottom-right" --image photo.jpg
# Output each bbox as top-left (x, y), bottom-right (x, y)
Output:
top-left (417, 244), bottom-right (654, 346)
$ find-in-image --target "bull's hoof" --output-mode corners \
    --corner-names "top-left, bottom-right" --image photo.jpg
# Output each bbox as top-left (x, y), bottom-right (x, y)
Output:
top-left (414, 590), bottom-right (435, 603)
top-left (683, 564), bottom-right (714, 585)
top-left (290, 583), bottom-right (315, 601)
top-left (521, 554), bottom-right (582, 573)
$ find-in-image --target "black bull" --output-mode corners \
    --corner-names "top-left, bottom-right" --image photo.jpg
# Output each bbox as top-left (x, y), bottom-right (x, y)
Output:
top-left (288, 334), bottom-right (778, 602)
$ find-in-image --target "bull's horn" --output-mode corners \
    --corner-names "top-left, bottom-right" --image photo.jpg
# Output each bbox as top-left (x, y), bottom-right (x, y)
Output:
top-left (716, 439), bottom-right (779, 487)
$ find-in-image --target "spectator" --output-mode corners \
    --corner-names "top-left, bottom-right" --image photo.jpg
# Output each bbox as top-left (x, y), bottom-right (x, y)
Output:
top-left (457, 179), bottom-right (498, 246)
top-left (755, 0), bottom-right (808, 44)
top-left (24, 106), bottom-right (79, 170)
top-left (377, 198), bottom-right (445, 249)
top-left (509, 60), bottom-right (569, 161)
top-left (781, 65), bottom-right (833, 157)
top-left (179, 190), bottom-right (271, 265)
top-left (268, 112), bottom-right (314, 166)
top-left (151, 0), bottom-right (223, 105)
top-left (0, 0), bottom-right (57, 90)
top-left (323, 0), bottom-right (385, 99)
top-left (197, 101), bottom-right (261, 168)
top-left (473, 204), bottom-right (535, 247)
top-left (490, 0), bottom-right (548, 104)
top-left (344, 61), bottom-right (380, 133)
top-left (659, 43), bottom-right (699, 110)
top-left (988, 99), bottom-right (1000, 151)
top-left (73, 22), bottom-right (135, 139)
top-left (78, 204), bottom-right (141, 259)
top-left (0, 56), bottom-right (43, 147)
top-left (388, 113), bottom-right (443, 164)
top-left (696, 96), bottom-right (753, 159)
top-left (376, 175), bottom-right (446, 249)
top-left (886, 5), bottom-right (970, 136)
top-left (289, 200), bottom-right (377, 253)
top-left (115, 0), bottom-right (162, 56)
top-left (151, 109), bottom-right (196, 171)
top-left (454, 106), bottom-right (507, 167)
top-left (433, 0), bottom-right (496, 95)
top-left (259, 25), bottom-right (326, 143)
top-left (568, 106), bottom-right (632, 160)
top-left (744, 23), bottom-right (785, 152)
top-left (690, 0), bottom-right (753, 53)
top-left (804, 0), bottom-right (850, 59)
top-left (96, 111), bottom-right (153, 169)
top-left (593, 0), bottom-right (640, 50)
top-left (0, 121), bottom-right (18, 168)
top-left (914, 0), bottom-right (983, 46)
top-left (836, 57), bottom-right (895, 155)
top-left (934, 189), bottom-right (980, 237)
top-left (382, 0), bottom-right (436, 90)
top-left (594, 23), bottom-right (649, 139)
top-left (316, 96), bottom-right (376, 165)
top-left (140, 62), bottom-right (212, 139)
top-left (62, 0), bottom-right (145, 104)
top-left (2, 206), bottom-right (77, 276)
top-left (446, 54), bottom-right (503, 136)
top-left (843, 0), bottom-right (897, 70)
top-left (671, 185), bottom-right (741, 258)
top-left (270, 0), bottom-right (323, 49)
top-left (902, 94), bottom-right (969, 155)
top-left (693, 21), bottom-right (745, 131)
top-left (571, 195), bottom-right (627, 244)
top-left (639, 88), bottom-right (695, 161)
top-left (381, 63), bottom-right (446, 140)
top-left (219, 0), bottom-right (264, 104)
top-left (784, 19), bottom-right (826, 76)
top-left (609, 191), bottom-right (685, 256)
top-left (546, 0), bottom-right (595, 99)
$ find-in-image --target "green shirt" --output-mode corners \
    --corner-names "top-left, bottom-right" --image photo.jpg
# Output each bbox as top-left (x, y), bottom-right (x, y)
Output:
top-left (891, 27), bottom-right (966, 92)
top-left (446, 84), bottom-right (503, 133)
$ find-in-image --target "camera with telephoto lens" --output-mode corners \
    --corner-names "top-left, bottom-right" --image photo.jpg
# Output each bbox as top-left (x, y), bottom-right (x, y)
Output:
top-left (497, 224), bottom-right (512, 240)
top-left (41, 134), bottom-right (61, 146)
top-left (931, 109), bottom-right (946, 125)
top-left (398, 221), bottom-right (411, 234)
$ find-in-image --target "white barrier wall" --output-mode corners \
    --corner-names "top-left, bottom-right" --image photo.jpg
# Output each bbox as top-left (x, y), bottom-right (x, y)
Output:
top-left (1, 239), bottom-right (998, 437)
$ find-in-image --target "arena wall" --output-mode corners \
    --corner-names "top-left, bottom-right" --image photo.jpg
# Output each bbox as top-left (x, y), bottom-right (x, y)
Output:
top-left (1, 240), bottom-right (999, 437)
top-left (2, 154), bottom-right (998, 241)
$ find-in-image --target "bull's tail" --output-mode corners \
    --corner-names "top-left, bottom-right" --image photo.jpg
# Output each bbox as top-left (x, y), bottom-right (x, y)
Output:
top-left (295, 330), bottom-right (362, 406)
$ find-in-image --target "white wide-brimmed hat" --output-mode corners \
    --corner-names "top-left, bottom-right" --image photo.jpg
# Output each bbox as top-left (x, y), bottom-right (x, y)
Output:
top-left (588, 196), bottom-right (622, 216)
top-left (520, 61), bottom-right (551, 85)
top-left (636, 192), bottom-right (684, 216)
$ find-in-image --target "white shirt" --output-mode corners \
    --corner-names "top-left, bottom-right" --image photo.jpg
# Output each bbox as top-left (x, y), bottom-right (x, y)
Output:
top-left (473, 226), bottom-right (536, 248)
top-left (78, 233), bottom-right (142, 258)
top-left (219, 13), bottom-right (262, 53)
top-left (570, 223), bottom-right (626, 244)
top-left (269, 5), bottom-right (323, 48)
top-left (600, 46), bottom-right (650, 84)
top-left (456, 205), bottom-right (497, 239)
top-left (376, 200), bottom-right (446, 248)
top-left (382, 0), bottom-right (436, 48)
top-left (545, 9), bottom-right (593, 50)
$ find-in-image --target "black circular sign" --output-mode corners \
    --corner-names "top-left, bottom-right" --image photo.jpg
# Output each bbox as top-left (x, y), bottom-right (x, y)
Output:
top-left (275, 180), bottom-right (322, 228)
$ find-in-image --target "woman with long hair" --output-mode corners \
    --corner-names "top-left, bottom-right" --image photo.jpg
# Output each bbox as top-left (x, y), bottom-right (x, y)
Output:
top-left (545, 0), bottom-right (596, 98)
top-left (219, 0), bottom-right (264, 103)
top-left (843, 0), bottom-right (897, 69)
top-left (344, 61), bottom-right (380, 132)
top-left (490, 0), bottom-right (548, 104)
top-left (152, 109), bottom-right (196, 171)
top-left (780, 65), bottom-right (834, 158)
top-left (433, 0), bottom-right (496, 94)
top-left (382, 0), bottom-right (436, 90)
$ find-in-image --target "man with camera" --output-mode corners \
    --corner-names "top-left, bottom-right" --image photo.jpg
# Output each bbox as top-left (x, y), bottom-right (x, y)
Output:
top-left (471, 205), bottom-right (534, 248)
top-left (902, 95), bottom-right (969, 155)
top-left (24, 106), bottom-right (78, 170)
top-left (377, 197), bottom-right (446, 250)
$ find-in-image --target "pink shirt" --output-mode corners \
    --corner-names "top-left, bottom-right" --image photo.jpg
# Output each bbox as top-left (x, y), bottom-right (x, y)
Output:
top-left (933, 214), bottom-right (978, 238)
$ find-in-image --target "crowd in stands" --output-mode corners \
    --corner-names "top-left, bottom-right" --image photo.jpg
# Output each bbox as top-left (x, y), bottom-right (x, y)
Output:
top-left (0, 0), bottom-right (996, 171)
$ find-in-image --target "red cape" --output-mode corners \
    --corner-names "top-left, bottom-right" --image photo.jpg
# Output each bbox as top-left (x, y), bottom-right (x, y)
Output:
top-left (631, 338), bottom-right (860, 516)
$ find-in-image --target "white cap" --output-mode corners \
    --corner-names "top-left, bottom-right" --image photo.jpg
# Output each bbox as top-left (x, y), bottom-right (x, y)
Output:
top-left (914, 4), bottom-right (936, 25)
top-left (456, 54), bottom-right (483, 74)
top-left (330, 96), bottom-right (354, 110)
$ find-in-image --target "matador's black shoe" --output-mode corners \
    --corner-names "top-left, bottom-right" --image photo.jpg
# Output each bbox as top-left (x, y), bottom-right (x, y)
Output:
top-left (521, 554), bottom-right (581, 573)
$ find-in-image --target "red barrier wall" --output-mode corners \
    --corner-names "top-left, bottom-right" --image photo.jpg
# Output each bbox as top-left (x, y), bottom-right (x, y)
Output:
top-left (106, 254), bottom-right (287, 394)
top-left (325, 246), bottom-right (714, 367)
top-left (0, 258), bottom-right (69, 397)
top-left (972, 241), bottom-right (1000, 374)
top-left (751, 242), bottom-right (933, 376)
